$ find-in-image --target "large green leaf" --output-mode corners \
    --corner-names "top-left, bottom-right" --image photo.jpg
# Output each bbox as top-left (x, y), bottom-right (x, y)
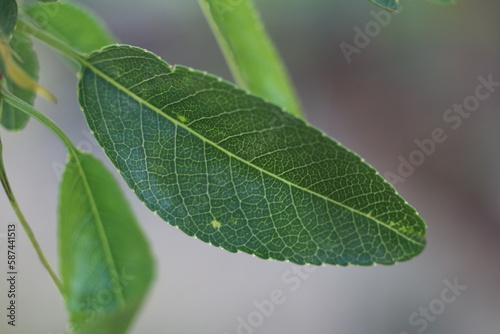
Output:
top-left (78, 45), bottom-right (426, 266)
top-left (0, 29), bottom-right (38, 130)
top-left (198, 0), bottom-right (303, 118)
top-left (59, 151), bottom-right (154, 334)
top-left (0, 0), bottom-right (17, 38)
top-left (26, 1), bottom-right (115, 55)
top-left (369, 0), bottom-right (400, 12)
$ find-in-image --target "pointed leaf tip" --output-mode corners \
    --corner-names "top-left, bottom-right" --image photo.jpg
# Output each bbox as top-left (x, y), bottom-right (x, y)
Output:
top-left (369, 0), bottom-right (400, 12)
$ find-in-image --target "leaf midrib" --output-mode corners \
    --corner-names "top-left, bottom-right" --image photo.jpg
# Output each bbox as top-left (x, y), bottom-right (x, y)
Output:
top-left (79, 50), bottom-right (424, 248)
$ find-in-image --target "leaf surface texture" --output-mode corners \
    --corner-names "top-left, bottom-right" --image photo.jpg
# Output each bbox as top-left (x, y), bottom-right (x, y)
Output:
top-left (78, 45), bottom-right (426, 266)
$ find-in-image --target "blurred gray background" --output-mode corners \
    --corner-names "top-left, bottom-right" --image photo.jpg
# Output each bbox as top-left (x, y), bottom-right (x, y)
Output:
top-left (1, 0), bottom-right (499, 333)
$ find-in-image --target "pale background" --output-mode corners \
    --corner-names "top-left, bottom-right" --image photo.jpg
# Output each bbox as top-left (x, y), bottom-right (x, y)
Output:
top-left (1, 0), bottom-right (499, 333)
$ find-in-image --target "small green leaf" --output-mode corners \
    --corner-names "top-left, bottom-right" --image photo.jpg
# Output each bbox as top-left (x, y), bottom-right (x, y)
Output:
top-left (26, 1), bottom-right (115, 55)
top-left (0, 0), bottom-right (18, 38)
top-left (59, 151), bottom-right (154, 334)
top-left (0, 30), bottom-right (39, 130)
top-left (199, 0), bottom-right (303, 118)
top-left (78, 45), bottom-right (426, 266)
top-left (369, 0), bottom-right (400, 12)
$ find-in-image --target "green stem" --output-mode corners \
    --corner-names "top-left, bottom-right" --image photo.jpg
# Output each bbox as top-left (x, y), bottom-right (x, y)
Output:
top-left (0, 88), bottom-right (84, 298)
top-left (0, 12), bottom-right (89, 301)
top-left (2, 91), bottom-right (131, 310)
top-left (0, 133), bottom-right (64, 296)
top-left (1, 87), bottom-right (77, 154)
top-left (199, 0), bottom-right (304, 118)
top-left (16, 15), bottom-right (84, 64)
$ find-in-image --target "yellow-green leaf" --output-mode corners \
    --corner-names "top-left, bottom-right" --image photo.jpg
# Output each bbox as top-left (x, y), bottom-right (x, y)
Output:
top-left (0, 29), bottom-right (38, 130)
top-left (199, 0), bottom-right (303, 118)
